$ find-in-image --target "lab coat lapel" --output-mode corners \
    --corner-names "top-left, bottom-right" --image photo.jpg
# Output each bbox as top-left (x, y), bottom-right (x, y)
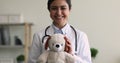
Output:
top-left (46, 25), bottom-right (54, 36)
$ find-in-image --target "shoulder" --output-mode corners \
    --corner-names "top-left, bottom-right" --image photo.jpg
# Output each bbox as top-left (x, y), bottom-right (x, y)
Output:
top-left (71, 26), bottom-right (88, 38)
top-left (34, 26), bottom-right (51, 36)
top-left (33, 28), bottom-right (45, 38)
top-left (69, 25), bottom-right (84, 34)
top-left (73, 27), bottom-right (87, 35)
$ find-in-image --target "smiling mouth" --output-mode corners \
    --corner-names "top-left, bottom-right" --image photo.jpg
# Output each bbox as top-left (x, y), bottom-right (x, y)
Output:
top-left (55, 16), bottom-right (64, 20)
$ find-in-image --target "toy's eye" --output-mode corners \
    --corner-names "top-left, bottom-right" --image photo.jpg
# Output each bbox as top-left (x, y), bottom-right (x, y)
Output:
top-left (61, 44), bottom-right (63, 46)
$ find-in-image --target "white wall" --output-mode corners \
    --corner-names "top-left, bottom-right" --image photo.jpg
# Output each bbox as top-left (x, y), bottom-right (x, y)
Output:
top-left (0, 0), bottom-right (120, 63)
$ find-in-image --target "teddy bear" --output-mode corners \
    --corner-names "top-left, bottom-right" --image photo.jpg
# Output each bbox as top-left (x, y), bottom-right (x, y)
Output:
top-left (37, 34), bottom-right (81, 63)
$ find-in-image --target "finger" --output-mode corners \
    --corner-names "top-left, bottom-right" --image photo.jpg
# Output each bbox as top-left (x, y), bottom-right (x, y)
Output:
top-left (64, 36), bottom-right (69, 42)
top-left (64, 37), bottom-right (71, 45)
top-left (64, 45), bottom-right (69, 52)
top-left (64, 36), bottom-right (72, 54)
top-left (68, 47), bottom-right (72, 52)
top-left (65, 45), bottom-right (72, 53)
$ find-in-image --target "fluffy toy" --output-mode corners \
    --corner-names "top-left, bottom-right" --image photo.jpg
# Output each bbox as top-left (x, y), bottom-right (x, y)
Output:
top-left (37, 34), bottom-right (81, 63)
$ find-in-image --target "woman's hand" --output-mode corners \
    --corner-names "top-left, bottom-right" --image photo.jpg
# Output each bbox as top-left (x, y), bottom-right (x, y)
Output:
top-left (64, 36), bottom-right (72, 54)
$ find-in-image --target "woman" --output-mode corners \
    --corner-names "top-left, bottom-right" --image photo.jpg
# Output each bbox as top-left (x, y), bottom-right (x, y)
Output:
top-left (28, 0), bottom-right (92, 63)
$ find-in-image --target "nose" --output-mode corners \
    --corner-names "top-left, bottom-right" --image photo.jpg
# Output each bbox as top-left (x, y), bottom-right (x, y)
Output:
top-left (56, 8), bottom-right (62, 15)
top-left (56, 44), bottom-right (60, 48)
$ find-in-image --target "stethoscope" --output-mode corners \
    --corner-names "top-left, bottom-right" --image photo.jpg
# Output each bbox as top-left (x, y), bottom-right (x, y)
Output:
top-left (42, 25), bottom-right (78, 52)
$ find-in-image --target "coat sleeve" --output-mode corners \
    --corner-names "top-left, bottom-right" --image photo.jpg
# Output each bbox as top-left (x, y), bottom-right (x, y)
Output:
top-left (76, 31), bottom-right (92, 63)
top-left (28, 32), bottom-right (43, 63)
top-left (37, 51), bottom-right (49, 63)
top-left (65, 52), bottom-right (75, 63)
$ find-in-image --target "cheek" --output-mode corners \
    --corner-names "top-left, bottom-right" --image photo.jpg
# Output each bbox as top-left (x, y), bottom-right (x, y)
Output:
top-left (50, 12), bottom-right (55, 19)
top-left (64, 11), bottom-right (70, 17)
top-left (50, 11), bottom-right (55, 16)
top-left (50, 13), bottom-right (53, 18)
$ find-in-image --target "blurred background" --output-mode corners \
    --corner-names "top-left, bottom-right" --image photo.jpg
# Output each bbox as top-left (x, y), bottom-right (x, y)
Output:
top-left (0, 0), bottom-right (120, 63)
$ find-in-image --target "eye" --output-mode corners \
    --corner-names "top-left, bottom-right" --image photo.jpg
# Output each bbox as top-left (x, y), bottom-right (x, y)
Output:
top-left (61, 7), bottom-right (66, 10)
top-left (50, 7), bottom-right (57, 10)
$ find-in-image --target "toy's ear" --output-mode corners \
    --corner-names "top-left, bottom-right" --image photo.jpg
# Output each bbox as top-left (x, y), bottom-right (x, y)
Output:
top-left (64, 36), bottom-right (72, 53)
top-left (45, 36), bottom-right (51, 50)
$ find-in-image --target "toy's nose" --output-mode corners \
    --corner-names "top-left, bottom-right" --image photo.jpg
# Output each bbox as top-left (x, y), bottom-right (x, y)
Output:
top-left (56, 44), bottom-right (60, 48)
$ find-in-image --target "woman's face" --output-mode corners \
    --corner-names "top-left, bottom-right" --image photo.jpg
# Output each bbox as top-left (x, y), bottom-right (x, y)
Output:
top-left (49, 0), bottom-right (71, 28)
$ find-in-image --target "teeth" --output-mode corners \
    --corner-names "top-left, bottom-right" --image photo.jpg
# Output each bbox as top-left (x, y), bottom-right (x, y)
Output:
top-left (56, 16), bottom-right (62, 19)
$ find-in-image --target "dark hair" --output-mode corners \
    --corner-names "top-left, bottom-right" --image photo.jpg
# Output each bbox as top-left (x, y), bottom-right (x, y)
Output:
top-left (47, 0), bottom-right (72, 11)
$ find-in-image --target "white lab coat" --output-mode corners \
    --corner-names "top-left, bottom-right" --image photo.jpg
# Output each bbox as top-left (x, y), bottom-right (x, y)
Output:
top-left (28, 24), bottom-right (92, 63)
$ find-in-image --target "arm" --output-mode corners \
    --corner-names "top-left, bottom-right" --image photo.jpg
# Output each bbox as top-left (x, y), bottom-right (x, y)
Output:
top-left (77, 32), bottom-right (92, 63)
top-left (37, 51), bottom-right (49, 63)
top-left (65, 52), bottom-right (75, 63)
top-left (28, 33), bottom-right (43, 63)
top-left (64, 31), bottom-right (92, 63)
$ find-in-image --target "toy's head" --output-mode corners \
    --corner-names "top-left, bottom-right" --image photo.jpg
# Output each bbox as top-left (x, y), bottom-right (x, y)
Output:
top-left (45, 34), bottom-right (66, 52)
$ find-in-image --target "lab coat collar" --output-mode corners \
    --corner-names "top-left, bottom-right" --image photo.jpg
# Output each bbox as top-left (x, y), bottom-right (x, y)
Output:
top-left (52, 23), bottom-right (70, 35)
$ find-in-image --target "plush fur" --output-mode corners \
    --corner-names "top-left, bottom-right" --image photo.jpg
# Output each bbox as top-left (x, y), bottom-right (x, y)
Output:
top-left (37, 34), bottom-right (76, 63)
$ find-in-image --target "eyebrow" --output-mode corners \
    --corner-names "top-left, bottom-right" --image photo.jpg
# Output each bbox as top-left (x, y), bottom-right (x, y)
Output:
top-left (51, 5), bottom-right (67, 8)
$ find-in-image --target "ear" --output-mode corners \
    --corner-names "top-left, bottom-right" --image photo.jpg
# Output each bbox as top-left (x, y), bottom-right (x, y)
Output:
top-left (45, 36), bottom-right (51, 50)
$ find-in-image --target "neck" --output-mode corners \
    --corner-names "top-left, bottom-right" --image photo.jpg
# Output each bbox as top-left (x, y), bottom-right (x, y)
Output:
top-left (53, 22), bottom-right (67, 29)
